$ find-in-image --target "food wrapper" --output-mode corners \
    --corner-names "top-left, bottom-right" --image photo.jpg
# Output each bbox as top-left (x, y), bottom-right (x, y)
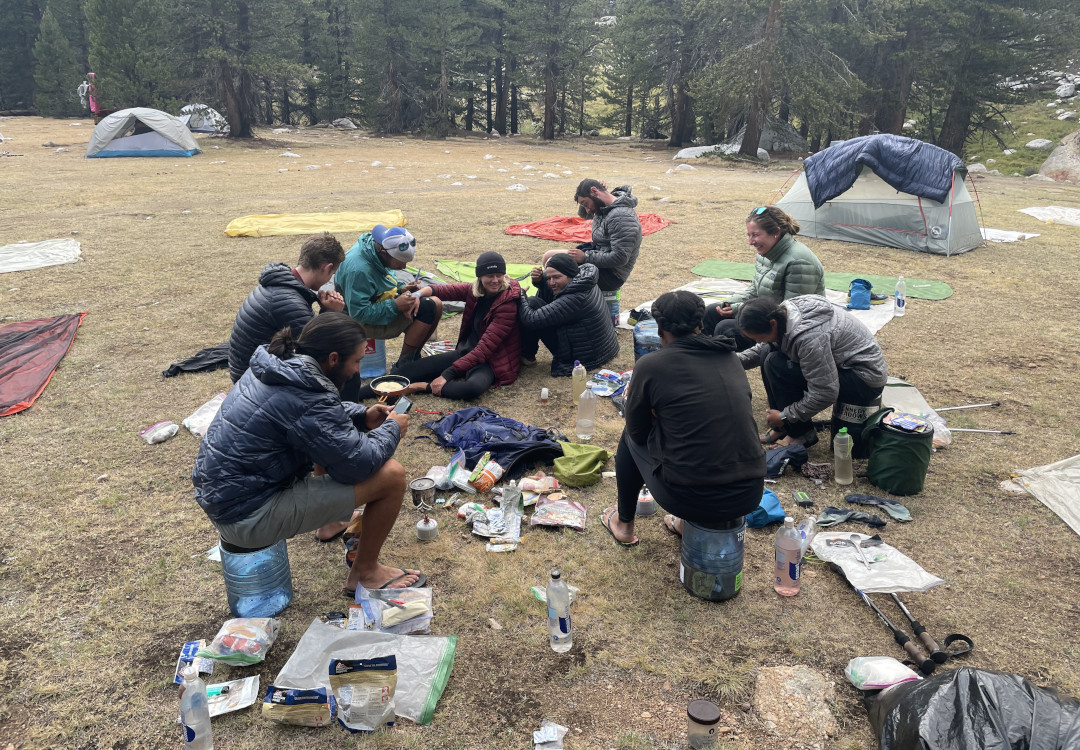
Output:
top-left (530, 495), bottom-right (587, 531)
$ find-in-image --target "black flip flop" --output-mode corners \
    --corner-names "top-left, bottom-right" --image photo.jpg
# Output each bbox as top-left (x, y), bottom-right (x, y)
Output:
top-left (343, 571), bottom-right (427, 599)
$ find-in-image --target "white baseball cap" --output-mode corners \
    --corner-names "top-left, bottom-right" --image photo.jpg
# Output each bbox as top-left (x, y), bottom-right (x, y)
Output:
top-left (371, 224), bottom-right (416, 262)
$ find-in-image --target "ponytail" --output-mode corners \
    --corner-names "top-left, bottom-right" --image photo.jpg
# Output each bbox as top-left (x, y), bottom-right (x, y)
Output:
top-left (266, 312), bottom-right (367, 364)
top-left (267, 326), bottom-right (297, 359)
top-left (746, 206), bottom-right (800, 237)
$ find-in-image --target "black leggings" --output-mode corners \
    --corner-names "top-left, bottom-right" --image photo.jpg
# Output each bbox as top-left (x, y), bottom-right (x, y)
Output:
top-left (702, 306), bottom-right (755, 351)
top-left (346, 349), bottom-right (495, 402)
top-left (761, 351), bottom-right (884, 438)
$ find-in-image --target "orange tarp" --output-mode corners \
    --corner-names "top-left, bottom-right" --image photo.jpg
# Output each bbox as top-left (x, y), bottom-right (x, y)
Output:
top-left (504, 214), bottom-right (674, 243)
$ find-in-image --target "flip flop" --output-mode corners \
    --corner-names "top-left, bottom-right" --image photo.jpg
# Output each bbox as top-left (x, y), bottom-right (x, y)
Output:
top-left (600, 508), bottom-right (639, 547)
top-left (760, 428), bottom-right (787, 445)
top-left (342, 570), bottom-right (427, 599)
top-left (663, 514), bottom-right (683, 538)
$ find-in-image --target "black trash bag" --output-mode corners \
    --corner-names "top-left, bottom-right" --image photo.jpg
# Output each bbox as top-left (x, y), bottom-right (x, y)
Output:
top-left (866, 667), bottom-right (1080, 750)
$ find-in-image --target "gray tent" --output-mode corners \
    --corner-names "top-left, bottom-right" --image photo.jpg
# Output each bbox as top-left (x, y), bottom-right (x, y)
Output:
top-left (775, 135), bottom-right (983, 256)
top-left (86, 107), bottom-right (200, 158)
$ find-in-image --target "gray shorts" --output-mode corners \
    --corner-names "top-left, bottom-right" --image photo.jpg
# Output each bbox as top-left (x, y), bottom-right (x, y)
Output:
top-left (215, 474), bottom-right (356, 549)
top-left (361, 312), bottom-right (413, 340)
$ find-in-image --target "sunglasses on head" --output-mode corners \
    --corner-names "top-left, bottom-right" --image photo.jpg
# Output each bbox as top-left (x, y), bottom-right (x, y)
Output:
top-left (753, 206), bottom-right (768, 215)
top-left (387, 238), bottom-right (416, 253)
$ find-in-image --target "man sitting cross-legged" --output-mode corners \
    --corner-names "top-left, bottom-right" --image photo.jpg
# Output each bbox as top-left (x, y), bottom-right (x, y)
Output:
top-left (193, 312), bottom-right (426, 596)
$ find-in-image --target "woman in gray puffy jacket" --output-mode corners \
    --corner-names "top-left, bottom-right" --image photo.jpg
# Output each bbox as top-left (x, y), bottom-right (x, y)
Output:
top-left (737, 295), bottom-right (887, 448)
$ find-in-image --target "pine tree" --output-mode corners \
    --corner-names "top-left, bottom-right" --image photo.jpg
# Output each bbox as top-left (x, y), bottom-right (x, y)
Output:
top-left (85, 0), bottom-right (172, 109)
top-left (33, 7), bottom-right (81, 116)
top-left (0, 0), bottom-right (43, 111)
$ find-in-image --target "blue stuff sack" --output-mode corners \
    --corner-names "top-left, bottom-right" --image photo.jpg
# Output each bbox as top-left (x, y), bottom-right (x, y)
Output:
top-left (848, 278), bottom-right (873, 310)
top-left (746, 488), bottom-right (786, 528)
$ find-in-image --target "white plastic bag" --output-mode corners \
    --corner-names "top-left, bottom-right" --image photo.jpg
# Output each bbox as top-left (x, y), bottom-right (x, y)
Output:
top-left (845, 656), bottom-right (921, 690)
top-left (183, 394), bottom-right (226, 438)
top-left (140, 420), bottom-right (179, 444)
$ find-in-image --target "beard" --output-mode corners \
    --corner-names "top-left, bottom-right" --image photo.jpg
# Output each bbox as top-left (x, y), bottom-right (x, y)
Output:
top-left (326, 361), bottom-right (350, 391)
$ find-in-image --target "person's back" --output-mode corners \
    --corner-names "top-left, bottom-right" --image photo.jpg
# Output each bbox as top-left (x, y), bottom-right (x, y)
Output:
top-left (590, 185), bottom-right (642, 292)
top-left (782, 295), bottom-right (886, 388)
top-left (228, 263), bottom-right (318, 382)
top-left (195, 345), bottom-right (399, 525)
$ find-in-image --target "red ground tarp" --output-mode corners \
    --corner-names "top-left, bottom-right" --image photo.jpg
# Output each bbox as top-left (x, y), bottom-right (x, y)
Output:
top-left (0, 313), bottom-right (86, 417)
top-left (504, 214), bottom-right (675, 243)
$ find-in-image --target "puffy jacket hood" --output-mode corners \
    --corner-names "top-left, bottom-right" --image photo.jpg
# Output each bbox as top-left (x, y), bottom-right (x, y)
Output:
top-left (670, 332), bottom-right (737, 354)
top-left (259, 262), bottom-right (312, 294)
top-left (606, 185), bottom-right (638, 211)
top-left (558, 262), bottom-right (599, 295)
top-left (250, 346), bottom-right (338, 395)
top-left (783, 294), bottom-right (834, 341)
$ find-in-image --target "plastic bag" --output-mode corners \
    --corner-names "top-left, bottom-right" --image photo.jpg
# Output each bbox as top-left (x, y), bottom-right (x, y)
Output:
top-left (261, 686), bottom-right (333, 727)
top-left (425, 465), bottom-right (450, 490)
top-left (347, 586), bottom-right (433, 635)
top-left (207, 675), bottom-right (260, 717)
top-left (811, 533), bottom-right (944, 593)
top-left (866, 667), bottom-right (1080, 750)
top-left (530, 494), bottom-right (587, 531)
top-left (183, 394), bottom-right (225, 439)
top-left (846, 656), bottom-right (920, 690)
top-left (328, 656), bottom-right (397, 733)
top-left (140, 420), bottom-right (179, 444)
top-left (196, 617), bottom-right (280, 666)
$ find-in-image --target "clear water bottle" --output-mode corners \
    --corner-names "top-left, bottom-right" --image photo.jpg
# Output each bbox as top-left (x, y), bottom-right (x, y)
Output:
top-left (547, 569), bottom-right (572, 653)
top-left (501, 480), bottom-right (522, 532)
top-left (219, 538), bottom-right (293, 617)
top-left (571, 360), bottom-right (588, 401)
top-left (773, 517), bottom-right (802, 596)
top-left (575, 387), bottom-right (596, 441)
top-left (894, 275), bottom-right (906, 317)
top-left (179, 664), bottom-right (213, 750)
top-left (833, 427), bottom-right (854, 486)
top-left (796, 516), bottom-right (817, 558)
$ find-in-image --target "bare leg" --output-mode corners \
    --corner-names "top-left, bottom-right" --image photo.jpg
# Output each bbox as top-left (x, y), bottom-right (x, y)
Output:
top-left (344, 458), bottom-right (421, 591)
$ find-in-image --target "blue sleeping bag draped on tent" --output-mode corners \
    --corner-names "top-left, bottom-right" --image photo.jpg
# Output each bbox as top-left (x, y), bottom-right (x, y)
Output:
top-left (803, 135), bottom-right (964, 209)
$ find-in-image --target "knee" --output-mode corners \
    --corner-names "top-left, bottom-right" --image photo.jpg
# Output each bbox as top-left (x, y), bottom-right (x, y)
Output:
top-left (381, 459), bottom-right (407, 490)
top-left (432, 297), bottom-right (443, 315)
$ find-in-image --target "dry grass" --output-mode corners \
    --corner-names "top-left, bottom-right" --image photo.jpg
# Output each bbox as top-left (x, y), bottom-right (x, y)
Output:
top-left (1, 117), bottom-right (1080, 749)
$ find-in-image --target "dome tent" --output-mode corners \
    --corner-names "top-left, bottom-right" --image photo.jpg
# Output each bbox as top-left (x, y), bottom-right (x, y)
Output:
top-left (775, 135), bottom-right (983, 256)
top-left (86, 108), bottom-right (200, 158)
top-left (180, 103), bottom-right (229, 134)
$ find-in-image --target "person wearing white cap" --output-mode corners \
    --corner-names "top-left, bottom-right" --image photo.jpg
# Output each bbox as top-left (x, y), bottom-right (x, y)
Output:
top-left (334, 224), bottom-right (443, 370)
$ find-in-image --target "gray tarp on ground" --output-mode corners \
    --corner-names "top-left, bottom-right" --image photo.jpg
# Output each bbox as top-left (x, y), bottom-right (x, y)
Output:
top-left (1010, 454), bottom-right (1080, 538)
top-left (804, 135), bottom-right (964, 208)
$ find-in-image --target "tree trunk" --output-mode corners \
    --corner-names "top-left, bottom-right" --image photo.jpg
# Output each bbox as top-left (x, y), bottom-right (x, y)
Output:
top-left (558, 84), bottom-right (567, 136)
top-left (281, 81), bottom-right (291, 125)
top-left (543, 60), bottom-right (556, 140)
top-left (668, 80), bottom-right (690, 147)
top-left (510, 83), bottom-right (518, 134)
top-left (486, 69), bottom-right (493, 133)
top-left (937, 83), bottom-right (975, 156)
top-left (740, 0), bottom-right (781, 158)
top-left (578, 70), bottom-right (586, 135)
top-left (494, 57), bottom-right (507, 134)
top-left (624, 84), bottom-right (633, 136)
top-left (465, 84), bottom-right (474, 131)
top-left (874, 31), bottom-right (916, 134)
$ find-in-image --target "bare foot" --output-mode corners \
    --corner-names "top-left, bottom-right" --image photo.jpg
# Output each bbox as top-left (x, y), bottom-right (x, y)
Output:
top-left (601, 506), bottom-right (639, 546)
top-left (404, 383), bottom-right (428, 395)
top-left (347, 564), bottom-right (422, 592)
top-left (663, 514), bottom-right (684, 537)
top-left (315, 509), bottom-right (361, 541)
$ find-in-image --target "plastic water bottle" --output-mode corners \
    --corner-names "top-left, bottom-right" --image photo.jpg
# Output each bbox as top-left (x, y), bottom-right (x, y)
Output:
top-left (571, 360), bottom-right (588, 401)
top-left (219, 538), bottom-right (293, 617)
top-left (179, 664), bottom-right (213, 750)
top-left (547, 569), bottom-right (573, 653)
top-left (773, 517), bottom-right (802, 596)
top-left (833, 428), bottom-right (854, 486)
top-left (575, 387), bottom-right (596, 441)
top-left (501, 480), bottom-right (522, 532)
top-left (894, 275), bottom-right (906, 317)
top-left (796, 517), bottom-right (817, 558)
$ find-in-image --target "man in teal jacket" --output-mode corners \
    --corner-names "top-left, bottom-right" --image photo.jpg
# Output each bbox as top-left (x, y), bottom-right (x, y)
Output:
top-left (335, 224), bottom-right (443, 368)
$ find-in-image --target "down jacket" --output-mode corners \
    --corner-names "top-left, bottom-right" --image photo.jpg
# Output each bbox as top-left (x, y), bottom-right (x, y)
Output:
top-left (228, 263), bottom-right (319, 382)
top-left (739, 295), bottom-right (888, 424)
top-left (193, 346), bottom-right (400, 525)
top-left (518, 263), bottom-right (619, 377)
top-left (727, 234), bottom-right (825, 312)
top-left (430, 279), bottom-right (522, 386)
top-left (581, 185), bottom-right (642, 292)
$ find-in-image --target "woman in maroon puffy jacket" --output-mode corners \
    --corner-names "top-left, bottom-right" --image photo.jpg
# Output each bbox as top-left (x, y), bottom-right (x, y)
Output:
top-left (386, 251), bottom-right (522, 400)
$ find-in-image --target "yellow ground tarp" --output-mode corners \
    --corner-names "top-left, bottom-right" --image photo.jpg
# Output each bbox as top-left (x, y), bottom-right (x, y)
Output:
top-left (224, 210), bottom-right (406, 238)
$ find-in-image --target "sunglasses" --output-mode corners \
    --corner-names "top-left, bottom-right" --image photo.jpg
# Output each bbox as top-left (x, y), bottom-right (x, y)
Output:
top-left (753, 206), bottom-right (768, 215)
top-left (387, 238), bottom-right (416, 253)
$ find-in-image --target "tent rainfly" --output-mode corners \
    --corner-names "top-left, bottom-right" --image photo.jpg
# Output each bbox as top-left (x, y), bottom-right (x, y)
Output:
top-left (180, 103), bottom-right (229, 134)
top-left (774, 134), bottom-right (983, 256)
top-left (85, 107), bottom-right (200, 158)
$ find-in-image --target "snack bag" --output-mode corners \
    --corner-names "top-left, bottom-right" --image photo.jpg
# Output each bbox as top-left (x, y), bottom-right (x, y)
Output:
top-left (261, 686), bottom-right (333, 727)
top-left (196, 617), bottom-right (280, 666)
top-left (328, 656), bottom-right (397, 733)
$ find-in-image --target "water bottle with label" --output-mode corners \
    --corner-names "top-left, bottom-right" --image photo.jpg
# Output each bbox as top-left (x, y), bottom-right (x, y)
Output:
top-left (575, 387), bottom-right (596, 441)
top-left (894, 275), bottom-right (906, 317)
top-left (833, 427), bottom-right (854, 485)
top-left (571, 360), bottom-right (588, 401)
top-left (773, 517), bottom-right (802, 596)
top-left (179, 664), bottom-right (213, 750)
top-left (546, 569), bottom-right (573, 653)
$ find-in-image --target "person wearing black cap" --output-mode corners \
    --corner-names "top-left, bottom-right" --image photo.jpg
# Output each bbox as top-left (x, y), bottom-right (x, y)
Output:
top-left (382, 251), bottom-right (523, 400)
top-left (518, 255), bottom-right (619, 377)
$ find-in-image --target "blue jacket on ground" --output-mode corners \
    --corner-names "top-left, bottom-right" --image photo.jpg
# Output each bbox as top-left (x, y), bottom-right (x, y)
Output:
top-left (192, 346), bottom-right (401, 525)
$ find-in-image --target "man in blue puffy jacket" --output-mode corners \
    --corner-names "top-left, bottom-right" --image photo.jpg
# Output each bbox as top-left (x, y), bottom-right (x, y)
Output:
top-left (194, 312), bottom-right (425, 594)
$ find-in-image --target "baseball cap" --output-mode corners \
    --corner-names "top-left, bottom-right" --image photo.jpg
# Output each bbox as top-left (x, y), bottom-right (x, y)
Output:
top-left (371, 224), bottom-right (416, 263)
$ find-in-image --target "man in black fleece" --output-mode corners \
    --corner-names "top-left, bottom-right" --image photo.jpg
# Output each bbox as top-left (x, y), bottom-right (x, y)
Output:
top-left (601, 291), bottom-right (765, 547)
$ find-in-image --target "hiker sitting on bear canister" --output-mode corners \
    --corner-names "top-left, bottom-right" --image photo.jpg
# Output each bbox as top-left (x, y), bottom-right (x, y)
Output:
top-left (192, 313), bottom-right (426, 595)
top-left (517, 253), bottom-right (619, 377)
top-left (600, 291), bottom-right (765, 546)
top-left (737, 295), bottom-right (888, 449)
top-left (702, 205), bottom-right (824, 351)
top-left (227, 232), bottom-right (346, 383)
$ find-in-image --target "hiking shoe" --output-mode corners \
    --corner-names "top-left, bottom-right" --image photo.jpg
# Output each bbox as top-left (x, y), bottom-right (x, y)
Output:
top-left (520, 356), bottom-right (537, 367)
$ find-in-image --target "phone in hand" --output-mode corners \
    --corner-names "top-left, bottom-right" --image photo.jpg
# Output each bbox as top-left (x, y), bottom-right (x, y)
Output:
top-left (392, 396), bottom-right (413, 414)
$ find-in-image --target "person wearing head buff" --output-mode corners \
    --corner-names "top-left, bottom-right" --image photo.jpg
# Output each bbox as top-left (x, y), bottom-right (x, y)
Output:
top-left (517, 253), bottom-right (619, 377)
top-left (334, 224), bottom-right (444, 371)
top-left (370, 251), bottom-right (523, 400)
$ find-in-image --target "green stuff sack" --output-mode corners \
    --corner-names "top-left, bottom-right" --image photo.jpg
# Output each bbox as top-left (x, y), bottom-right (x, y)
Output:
top-left (861, 408), bottom-right (934, 496)
top-left (553, 443), bottom-right (611, 487)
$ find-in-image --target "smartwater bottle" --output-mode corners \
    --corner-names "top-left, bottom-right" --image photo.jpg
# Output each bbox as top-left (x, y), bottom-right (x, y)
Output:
top-left (547, 569), bottom-right (573, 653)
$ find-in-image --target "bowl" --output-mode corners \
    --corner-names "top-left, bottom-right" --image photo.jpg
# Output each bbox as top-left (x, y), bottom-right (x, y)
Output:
top-left (369, 374), bottom-right (410, 403)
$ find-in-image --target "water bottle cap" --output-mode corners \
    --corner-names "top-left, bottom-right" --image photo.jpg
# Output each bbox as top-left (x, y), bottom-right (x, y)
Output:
top-left (838, 427), bottom-right (848, 434)
top-left (574, 361), bottom-right (581, 367)
top-left (551, 569), bottom-right (561, 579)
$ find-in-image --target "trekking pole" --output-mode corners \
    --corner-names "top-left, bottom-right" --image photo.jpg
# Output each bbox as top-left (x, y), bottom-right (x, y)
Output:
top-left (830, 564), bottom-right (935, 674)
top-left (934, 401), bottom-right (1000, 412)
top-left (947, 428), bottom-right (1015, 435)
top-left (889, 594), bottom-right (974, 663)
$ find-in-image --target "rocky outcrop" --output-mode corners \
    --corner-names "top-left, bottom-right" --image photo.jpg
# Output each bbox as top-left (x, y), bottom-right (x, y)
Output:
top-left (1038, 131), bottom-right (1080, 183)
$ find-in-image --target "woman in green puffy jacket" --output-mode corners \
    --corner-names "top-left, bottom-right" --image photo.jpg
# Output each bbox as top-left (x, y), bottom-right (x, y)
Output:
top-left (704, 206), bottom-right (825, 349)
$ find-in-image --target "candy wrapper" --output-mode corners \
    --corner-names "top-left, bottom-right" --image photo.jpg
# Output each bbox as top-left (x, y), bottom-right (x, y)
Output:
top-left (530, 494), bottom-right (587, 531)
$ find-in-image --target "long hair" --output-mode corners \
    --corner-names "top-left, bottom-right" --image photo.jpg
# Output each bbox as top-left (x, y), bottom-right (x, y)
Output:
top-left (472, 276), bottom-right (510, 298)
top-left (650, 290), bottom-right (705, 337)
top-left (267, 311), bottom-right (367, 363)
top-left (736, 296), bottom-right (787, 339)
top-left (746, 206), bottom-right (800, 237)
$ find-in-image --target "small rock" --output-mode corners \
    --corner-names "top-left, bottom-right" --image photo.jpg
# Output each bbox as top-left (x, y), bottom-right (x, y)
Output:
top-left (1003, 148), bottom-right (1016, 155)
top-left (487, 618), bottom-right (502, 630)
top-left (281, 151), bottom-right (300, 157)
top-left (1026, 138), bottom-right (1054, 150)
top-left (641, 711), bottom-right (651, 718)
top-left (450, 181), bottom-right (462, 186)
top-left (675, 163), bottom-right (695, 171)
top-left (181, 210), bottom-right (191, 214)
top-left (370, 160), bottom-right (382, 167)
top-left (1055, 83), bottom-right (1076, 98)
top-left (42, 141), bottom-right (56, 147)
top-left (967, 163), bottom-right (988, 173)
top-left (96, 474), bottom-right (109, 482)
top-left (718, 726), bottom-right (732, 734)
top-left (484, 154), bottom-right (495, 159)
top-left (738, 703), bottom-right (752, 712)
top-left (278, 168), bottom-right (288, 172)
top-left (304, 164), bottom-right (321, 170)
top-left (506, 183), bottom-right (528, 191)
top-left (1058, 111), bottom-right (1077, 121)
